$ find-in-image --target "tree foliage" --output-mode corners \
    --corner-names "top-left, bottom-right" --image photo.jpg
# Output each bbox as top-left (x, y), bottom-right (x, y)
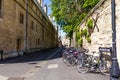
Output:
top-left (50, 0), bottom-right (100, 39)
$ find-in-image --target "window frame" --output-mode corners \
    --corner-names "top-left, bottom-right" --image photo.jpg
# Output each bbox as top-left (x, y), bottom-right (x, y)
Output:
top-left (19, 12), bottom-right (24, 24)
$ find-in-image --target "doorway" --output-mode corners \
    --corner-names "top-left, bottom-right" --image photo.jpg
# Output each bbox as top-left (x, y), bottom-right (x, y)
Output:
top-left (16, 38), bottom-right (21, 56)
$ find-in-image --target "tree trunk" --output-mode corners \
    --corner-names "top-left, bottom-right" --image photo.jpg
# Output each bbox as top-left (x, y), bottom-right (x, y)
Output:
top-left (69, 38), bottom-right (71, 47)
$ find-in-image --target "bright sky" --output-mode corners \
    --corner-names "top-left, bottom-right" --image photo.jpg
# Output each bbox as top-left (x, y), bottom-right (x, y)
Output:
top-left (44, 0), bottom-right (52, 16)
top-left (44, 0), bottom-right (66, 37)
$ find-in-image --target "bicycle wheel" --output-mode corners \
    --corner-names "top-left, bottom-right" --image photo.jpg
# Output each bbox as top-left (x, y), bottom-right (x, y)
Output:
top-left (62, 52), bottom-right (68, 64)
top-left (69, 56), bottom-right (77, 66)
top-left (77, 57), bottom-right (90, 73)
top-left (62, 50), bottom-right (71, 63)
top-left (99, 60), bottom-right (110, 75)
top-left (62, 53), bottom-right (74, 66)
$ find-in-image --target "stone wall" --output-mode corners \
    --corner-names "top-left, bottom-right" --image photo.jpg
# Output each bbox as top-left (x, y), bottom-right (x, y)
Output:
top-left (75, 0), bottom-right (120, 65)
top-left (0, 0), bottom-right (58, 59)
top-left (116, 0), bottom-right (120, 65)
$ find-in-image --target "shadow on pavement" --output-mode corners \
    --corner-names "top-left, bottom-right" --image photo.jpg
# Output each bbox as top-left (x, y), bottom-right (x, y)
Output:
top-left (0, 47), bottom-right (65, 64)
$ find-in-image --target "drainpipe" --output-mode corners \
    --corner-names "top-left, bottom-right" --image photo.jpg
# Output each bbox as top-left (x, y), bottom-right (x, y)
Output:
top-left (24, 0), bottom-right (28, 54)
top-left (110, 0), bottom-right (120, 80)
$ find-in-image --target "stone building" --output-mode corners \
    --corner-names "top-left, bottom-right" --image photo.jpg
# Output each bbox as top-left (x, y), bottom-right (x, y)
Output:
top-left (74, 0), bottom-right (120, 65)
top-left (0, 0), bottom-right (58, 59)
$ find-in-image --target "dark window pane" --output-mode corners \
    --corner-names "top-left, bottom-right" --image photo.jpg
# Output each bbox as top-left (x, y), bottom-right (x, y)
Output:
top-left (19, 13), bottom-right (24, 24)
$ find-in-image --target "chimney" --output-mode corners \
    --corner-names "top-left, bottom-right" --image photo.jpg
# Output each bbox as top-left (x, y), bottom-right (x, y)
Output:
top-left (44, 4), bottom-right (48, 14)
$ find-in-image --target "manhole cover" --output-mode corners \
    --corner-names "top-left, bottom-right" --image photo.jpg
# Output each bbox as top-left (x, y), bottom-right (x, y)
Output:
top-left (35, 65), bottom-right (41, 68)
top-left (8, 77), bottom-right (25, 80)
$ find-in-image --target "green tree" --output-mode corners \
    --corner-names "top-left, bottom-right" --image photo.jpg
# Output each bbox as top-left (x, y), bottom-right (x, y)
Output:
top-left (50, 0), bottom-right (100, 46)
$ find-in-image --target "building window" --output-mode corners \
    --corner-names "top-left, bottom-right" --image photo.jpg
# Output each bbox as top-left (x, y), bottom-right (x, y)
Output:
top-left (31, 21), bottom-right (34, 29)
top-left (0, 0), bottom-right (2, 18)
top-left (38, 38), bottom-right (40, 45)
top-left (16, 38), bottom-right (21, 50)
top-left (19, 13), bottom-right (24, 24)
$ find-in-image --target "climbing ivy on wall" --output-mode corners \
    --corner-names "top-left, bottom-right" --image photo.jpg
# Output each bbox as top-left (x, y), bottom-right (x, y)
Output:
top-left (78, 38), bottom-right (83, 47)
top-left (87, 18), bottom-right (93, 29)
top-left (83, 28), bottom-right (88, 37)
top-left (76, 27), bottom-right (83, 47)
top-left (86, 18), bottom-right (94, 35)
top-left (76, 18), bottom-right (94, 46)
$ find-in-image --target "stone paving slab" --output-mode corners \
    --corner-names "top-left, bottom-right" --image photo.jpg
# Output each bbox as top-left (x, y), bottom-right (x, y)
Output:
top-left (0, 75), bottom-right (8, 80)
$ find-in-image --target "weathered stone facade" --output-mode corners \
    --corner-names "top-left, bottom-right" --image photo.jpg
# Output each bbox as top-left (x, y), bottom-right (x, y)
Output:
top-left (0, 0), bottom-right (58, 59)
top-left (116, 0), bottom-right (120, 65)
top-left (74, 0), bottom-right (120, 65)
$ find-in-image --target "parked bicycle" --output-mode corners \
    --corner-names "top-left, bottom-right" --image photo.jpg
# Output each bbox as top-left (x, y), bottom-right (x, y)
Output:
top-left (62, 48), bottom-right (79, 66)
top-left (77, 51), bottom-right (111, 75)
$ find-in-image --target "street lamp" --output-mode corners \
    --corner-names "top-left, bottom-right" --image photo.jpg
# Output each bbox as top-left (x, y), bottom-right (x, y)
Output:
top-left (110, 0), bottom-right (120, 80)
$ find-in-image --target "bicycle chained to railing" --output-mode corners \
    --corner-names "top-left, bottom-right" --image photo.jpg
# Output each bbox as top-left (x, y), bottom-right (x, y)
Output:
top-left (76, 47), bottom-right (111, 76)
